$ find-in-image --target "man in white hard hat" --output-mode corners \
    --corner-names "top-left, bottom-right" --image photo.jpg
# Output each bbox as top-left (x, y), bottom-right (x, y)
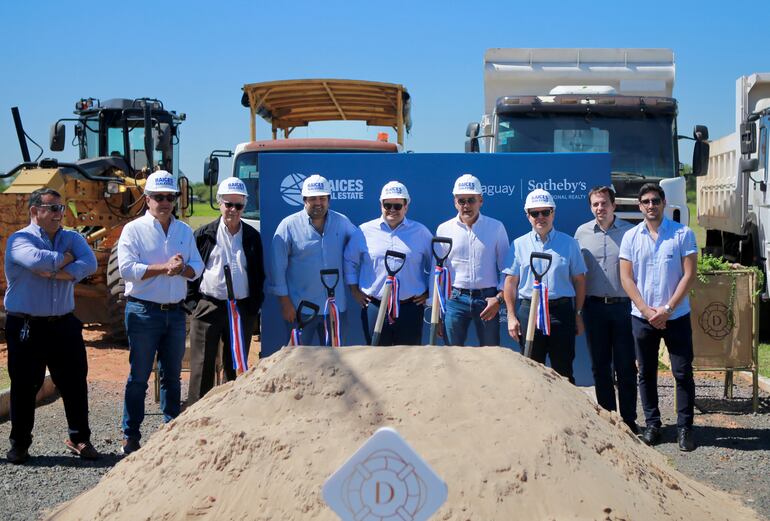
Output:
top-left (503, 188), bottom-right (586, 383)
top-left (435, 174), bottom-right (509, 346)
top-left (344, 181), bottom-right (432, 345)
top-left (271, 174), bottom-right (357, 346)
top-left (187, 177), bottom-right (264, 404)
top-left (117, 170), bottom-right (204, 455)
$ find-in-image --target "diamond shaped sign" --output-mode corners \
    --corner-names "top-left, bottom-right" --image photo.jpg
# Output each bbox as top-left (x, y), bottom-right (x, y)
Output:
top-left (323, 427), bottom-right (448, 521)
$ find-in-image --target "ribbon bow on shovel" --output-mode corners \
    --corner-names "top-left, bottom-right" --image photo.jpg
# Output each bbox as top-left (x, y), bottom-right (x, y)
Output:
top-left (523, 252), bottom-right (553, 359)
top-left (288, 300), bottom-right (321, 346)
top-left (223, 265), bottom-right (248, 375)
top-left (371, 250), bottom-right (406, 346)
top-left (429, 236), bottom-right (453, 345)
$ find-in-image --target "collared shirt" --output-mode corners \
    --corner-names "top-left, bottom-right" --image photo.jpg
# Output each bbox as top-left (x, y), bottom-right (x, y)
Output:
top-left (574, 217), bottom-right (634, 298)
top-left (270, 209), bottom-right (357, 312)
top-left (118, 211), bottom-right (203, 304)
top-left (503, 228), bottom-right (587, 299)
top-left (436, 213), bottom-right (509, 290)
top-left (4, 223), bottom-right (97, 316)
top-left (619, 217), bottom-right (697, 320)
top-left (199, 219), bottom-right (249, 300)
top-left (344, 217), bottom-right (433, 299)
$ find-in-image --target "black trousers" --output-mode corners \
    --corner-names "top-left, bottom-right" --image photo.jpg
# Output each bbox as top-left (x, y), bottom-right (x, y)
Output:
top-left (362, 300), bottom-right (425, 346)
top-left (6, 313), bottom-right (91, 449)
top-left (632, 314), bottom-right (695, 429)
top-left (516, 298), bottom-right (576, 383)
top-left (188, 298), bottom-right (259, 404)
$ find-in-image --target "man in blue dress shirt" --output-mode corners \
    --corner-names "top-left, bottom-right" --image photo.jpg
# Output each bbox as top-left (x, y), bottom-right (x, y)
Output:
top-left (4, 188), bottom-right (99, 464)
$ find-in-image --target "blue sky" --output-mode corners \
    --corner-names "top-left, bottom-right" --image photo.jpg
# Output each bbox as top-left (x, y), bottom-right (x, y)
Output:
top-left (2, 0), bottom-right (768, 182)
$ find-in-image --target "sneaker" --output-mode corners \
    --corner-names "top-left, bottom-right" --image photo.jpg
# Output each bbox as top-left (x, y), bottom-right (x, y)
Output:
top-left (677, 427), bottom-right (696, 452)
top-left (641, 425), bottom-right (661, 446)
top-left (65, 439), bottom-right (101, 460)
top-left (6, 445), bottom-right (29, 465)
top-left (121, 438), bottom-right (141, 455)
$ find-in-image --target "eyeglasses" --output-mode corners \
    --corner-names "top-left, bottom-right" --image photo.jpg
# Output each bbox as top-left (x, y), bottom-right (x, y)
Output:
top-left (383, 203), bottom-right (404, 211)
top-left (639, 197), bottom-right (662, 206)
top-left (456, 197), bottom-right (477, 206)
top-left (149, 194), bottom-right (178, 203)
top-left (528, 209), bottom-right (553, 218)
top-left (223, 202), bottom-right (244, 210)
top-left (36, 204), bottom-right (65, 213)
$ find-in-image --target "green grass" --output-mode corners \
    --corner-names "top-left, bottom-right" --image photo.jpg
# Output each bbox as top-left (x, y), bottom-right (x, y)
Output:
top-left (687, 201), bottom-right (706, 250)
top-left (189, 203), bottom-right (219, 217)
top-left (0, 366), bottom-right (9, 390)
top-left (760, 343), bottom-right (770, 379)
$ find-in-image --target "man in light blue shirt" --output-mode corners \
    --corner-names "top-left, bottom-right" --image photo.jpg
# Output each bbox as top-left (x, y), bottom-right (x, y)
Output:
top-left (4, 188), bottom-right (99, 464)
top-left (620, 183), bottom-right (698, 451)
top-left (345, 181), bottom-right (432, 345)
top-left (503, 189), bottom-right (586, 383)
top-left (271, 175), bottom-right (358, 346)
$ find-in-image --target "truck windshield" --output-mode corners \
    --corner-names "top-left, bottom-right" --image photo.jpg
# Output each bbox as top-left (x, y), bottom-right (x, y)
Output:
top-left (233, 151), bottom-right (260, 220)
top-left (496, 112), bottom-right (676, 178)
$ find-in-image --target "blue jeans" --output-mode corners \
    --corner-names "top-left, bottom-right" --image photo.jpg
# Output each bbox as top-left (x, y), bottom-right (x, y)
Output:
top-left (444, 287), bottom-right (500, 346)
top-left (122, 300), bottom-right (186, 441)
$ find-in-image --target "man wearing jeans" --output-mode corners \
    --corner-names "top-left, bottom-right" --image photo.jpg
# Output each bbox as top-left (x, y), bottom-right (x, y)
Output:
top-left (575, 186), bottom-right (637, 433)
top-left (436, 174), bottom-right (509, 346)
top-left (620, 183), bottom-right (698, 451)
top-left (117, 171), bottom-right (203, 455)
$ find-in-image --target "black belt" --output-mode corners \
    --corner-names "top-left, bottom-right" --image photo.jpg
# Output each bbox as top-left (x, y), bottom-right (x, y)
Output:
top-left (7, 312), bottom-right (70, 322)
top-left (452, 287), bottom-right (496, 297)
top-left (521, 296), bottom-right (571, 305)
top-left (126, 296), bottom-right (184, 311)
top-left (369, 296), bottom-right (419, 306)
top-left (587, 296), bottom-right (630, 304)
top-left (201, 294), bottom-right (248, 306)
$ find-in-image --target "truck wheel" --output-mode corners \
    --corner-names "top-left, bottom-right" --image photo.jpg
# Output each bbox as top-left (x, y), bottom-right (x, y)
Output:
top-left (105, 245), bottom-right (128, 345)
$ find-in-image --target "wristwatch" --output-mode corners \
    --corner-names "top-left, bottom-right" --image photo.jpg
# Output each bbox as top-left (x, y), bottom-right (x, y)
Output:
top-left (496, 294), bottom-right (504, 306)
top-left (576, 309), bottom-right (583, 316)
top-left (664, 304), bottom-right (673, 314)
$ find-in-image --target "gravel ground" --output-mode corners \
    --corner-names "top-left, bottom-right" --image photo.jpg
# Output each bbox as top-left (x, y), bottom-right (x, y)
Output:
top-left (0, 370), bottom-right (768, 520)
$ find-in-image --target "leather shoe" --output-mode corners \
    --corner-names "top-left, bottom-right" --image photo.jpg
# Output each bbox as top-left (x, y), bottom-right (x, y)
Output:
top-left (65, 439), bottom-right (100, 460)
top-left (677, 427), bottom-right (696, 452)
top-left (6, 445), bottom-right (29, 465)
top-left (121, 438), bottom-right (141, 455)
top-left (641, 425), bottom-right (661, 446)
top-left (623, 421), bottom-right (640, 435)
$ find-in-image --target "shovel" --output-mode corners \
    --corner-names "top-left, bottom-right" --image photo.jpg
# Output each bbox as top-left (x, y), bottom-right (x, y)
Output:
top-left (429, 237), bottom-right (453, 345)
top-left (523, 252), bottom-right (553, 359)
top-left (288, 300), bottom-right (321, 346)
top-left (320, 268), bottom-right (341, 347)
top-left (223, 264), bottom-right (247, 375)
top-left (371, 250), bottom-right (406, 346)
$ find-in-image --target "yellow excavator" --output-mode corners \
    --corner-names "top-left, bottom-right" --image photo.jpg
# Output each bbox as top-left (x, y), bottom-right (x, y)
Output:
top-left (0, 98), bottom-right (191, 341)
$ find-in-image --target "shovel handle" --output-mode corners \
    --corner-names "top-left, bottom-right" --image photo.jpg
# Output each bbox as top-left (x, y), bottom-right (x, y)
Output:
top-left (384, 250), bottom-right (406, 276)
top-left (371, 282), bottom-right (392, 346)
top-left (529, 252), bottom-right (553, 282)
top-left (523, 286), bottom-right (541, 358)
top-left (320, 268), bottom-right (340, 297)
top-left (296, 300), bottom-right (320, 330)
top-left (431, 236), bottom-right (453, 267)
top-left (428, 276), bottom-right (442, 345)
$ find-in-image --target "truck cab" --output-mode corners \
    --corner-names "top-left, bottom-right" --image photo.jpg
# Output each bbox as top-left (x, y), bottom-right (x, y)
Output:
top-left (467, 48), bottom-right (708, 224)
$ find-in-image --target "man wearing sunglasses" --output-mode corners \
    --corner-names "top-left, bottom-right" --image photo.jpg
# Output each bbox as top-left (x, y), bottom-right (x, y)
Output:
top-left (574, 186), bottom-right (638, 434)
top-left (271, 175), bottom-right (358, 346)
top-left (620, 183), bottom-right (698, 452)
top-left (117, 170), bottom-right (204, 455)
top-left (344, 181), bottom-right (433, 345)
top-left (435, 174), bottom-right (509, 346)
top-left (187, 177), bottom-right (264, 404)
top-left (4, 188), bottom-right (99, 464)
top-left (503, 189), bottom-right (586, 383)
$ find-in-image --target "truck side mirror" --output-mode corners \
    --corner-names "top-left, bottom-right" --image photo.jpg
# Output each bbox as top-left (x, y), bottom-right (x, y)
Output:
top-left (740, 122), bottom-right (757, 155)
top-left (740, 157), bottom-right (759, 173)
top-left (465, 122), bottom-right (481, 153)
top-left (203, 157), bottom-right (219, 186)
top-left (692, 140), bottom-right (710, 177)
top-left (693, 125), bottom-right (709, 142)
top-left (50, 122), bottom-right (65, 152)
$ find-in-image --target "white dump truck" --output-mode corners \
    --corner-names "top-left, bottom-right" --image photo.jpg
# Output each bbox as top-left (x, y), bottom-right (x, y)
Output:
top-left (466, 48), bottom-right (709, 224)
top-left (698, 73), bottom-right (770, 293)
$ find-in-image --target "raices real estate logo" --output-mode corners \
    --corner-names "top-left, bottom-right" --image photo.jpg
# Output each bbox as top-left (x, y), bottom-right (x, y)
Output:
top-left (280, 173), bottom-right (364, 206)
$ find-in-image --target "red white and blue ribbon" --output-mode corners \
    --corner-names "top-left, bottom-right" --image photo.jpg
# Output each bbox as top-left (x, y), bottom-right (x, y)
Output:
top-left (534, 280), bottom-right (551, 336)
top-left (385, 275), bottom-right (400, 324)
top-left (288, 328), bottom-right (302, 346)
top-left (434, 265), bottom-right (452, 316)
top-left (227, 299), bottom-right (248, 372)
top-left (323, 296), bottom-right (341, 347)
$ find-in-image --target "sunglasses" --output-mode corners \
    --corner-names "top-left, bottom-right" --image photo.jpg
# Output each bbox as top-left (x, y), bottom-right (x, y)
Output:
top-left (223, 202), bottom-right (245, 210)
top-left (639, 197), bottom-right (662, 206)
top-left (383, 203), bottom-right (404, 211)
top-left (456, 197), bottom-right (477, 206)
top-left (37, 203), bottom-right (65, 213)
top-left (149, 194), bottom-right (178, 203)
top-left (528, 209), bottom-right (553, 218)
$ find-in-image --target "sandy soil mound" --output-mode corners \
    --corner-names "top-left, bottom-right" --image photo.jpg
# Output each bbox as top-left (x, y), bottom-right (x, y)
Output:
top-left (48, 346), bottom-right (759, 520)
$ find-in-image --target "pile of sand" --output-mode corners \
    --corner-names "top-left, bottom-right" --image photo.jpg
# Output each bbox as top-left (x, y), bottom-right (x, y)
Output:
top-left (49, 347), bottom-right (758, 520)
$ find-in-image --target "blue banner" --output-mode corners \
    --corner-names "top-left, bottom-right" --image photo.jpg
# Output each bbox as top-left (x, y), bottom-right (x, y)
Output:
top-left (259, 153), bottom-right (610, 385)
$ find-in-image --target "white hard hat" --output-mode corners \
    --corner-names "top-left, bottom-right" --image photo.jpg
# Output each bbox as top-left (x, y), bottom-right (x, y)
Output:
top-left (452, 174), bottom-right (482, 195)
top-left (524, 188), bottom-right (556, 209)
top-left (301, 174), bottom-right (332, 197)
top-left (145, 170), bottom-right (178, 193)
top-left (217, 177), bottom-right (248, 197)
top-left (380, 181), bottom-right (410, 203)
